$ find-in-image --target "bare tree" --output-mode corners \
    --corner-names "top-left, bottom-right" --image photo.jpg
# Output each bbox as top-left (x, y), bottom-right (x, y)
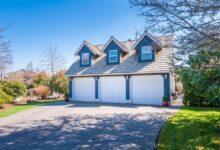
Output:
top-left (130, 0), bottom-right (220, 64)
top-left (26, 61), bottom-right (34, 71)
top-left (0, 27), bottom-right (12, 78)
top-left (40, 45), bottom-right (65, 97)
top-left (134, 28), bottom-right (143, 40)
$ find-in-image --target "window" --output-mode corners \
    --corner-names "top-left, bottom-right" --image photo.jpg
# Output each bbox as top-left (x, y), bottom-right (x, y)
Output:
top-left (141, 46), bottom-right (153, 60)
top-left (109, 49), bottom-right (118, 63)
top-left (82, 53), bottom-right (89, 65)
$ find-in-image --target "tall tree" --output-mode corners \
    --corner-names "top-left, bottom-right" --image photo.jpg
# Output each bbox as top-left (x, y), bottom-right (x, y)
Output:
top-left (130, 0), bottom-right (220, 64)
top-left (0, 27), bottom-right (12, 77)
top-left (40, 45), bottom-right (65, 96)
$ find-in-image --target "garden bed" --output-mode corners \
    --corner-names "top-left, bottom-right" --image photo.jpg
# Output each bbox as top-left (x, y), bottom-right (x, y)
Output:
top-left (0, 104), bottom-right (14, 112)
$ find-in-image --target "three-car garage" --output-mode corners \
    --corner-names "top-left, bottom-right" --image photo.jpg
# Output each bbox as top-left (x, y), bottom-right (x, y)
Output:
top-left (70, 74), bottom-right (169, 105)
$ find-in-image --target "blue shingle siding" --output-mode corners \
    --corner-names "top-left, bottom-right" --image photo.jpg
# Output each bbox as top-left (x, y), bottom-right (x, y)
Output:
top-left (95, 77), bottom-right (99, 99)
top-left (104, 41), bottom-right (121, 65)
top-left (163, 73), bottom-right (170, 100)
top-left (79, 45), bottom-right (92, 67)
top-left (135, 35), bottom-right (155, 63)
top-left (69, 78), bottom-right (72, 98)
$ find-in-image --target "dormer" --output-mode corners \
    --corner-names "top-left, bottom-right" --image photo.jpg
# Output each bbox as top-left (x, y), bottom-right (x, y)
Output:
top-left (132, 32), bottom-right (162, 63)
top-left (102, 36), bottom-right (128, 65)
top-left (75, 41), bottom-right (101, 67)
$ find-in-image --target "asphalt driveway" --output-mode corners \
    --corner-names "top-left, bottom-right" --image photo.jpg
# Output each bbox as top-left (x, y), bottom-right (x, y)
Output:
top-left (0, 101), bottom-right (179, 150)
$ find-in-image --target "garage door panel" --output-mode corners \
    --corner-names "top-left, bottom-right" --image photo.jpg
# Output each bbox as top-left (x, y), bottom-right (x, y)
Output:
top-left (100, 76), bottom-right (127, 103)
top-left (72, 77), bottom-right (95, 101)
top-left (131, 75), bottom-right (163, 105)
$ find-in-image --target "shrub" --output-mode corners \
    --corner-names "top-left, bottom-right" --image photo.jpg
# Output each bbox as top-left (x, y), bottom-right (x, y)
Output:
top-left (0, 85), bottom-right (13, 104)
top-left (33, 71), bottom-right (50, 87)
top-left (178, 49), bottom-right (220, 106)
top-left (53, 70), bottom-right (69, 95)
top-left (163, 96), bottom-right (169, 102)
top-left (34, 86), bottom-right (51, 99)
top-left (64, 92), bottom-right (69, 99)
top-left (1, 80), bottom-right (27, 99)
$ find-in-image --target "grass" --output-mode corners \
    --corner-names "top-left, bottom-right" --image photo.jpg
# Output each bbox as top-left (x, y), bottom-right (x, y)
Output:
top-left (157, 107), bottom-right (220, 150)
top-left (0, 99), bottom-right (62, 118)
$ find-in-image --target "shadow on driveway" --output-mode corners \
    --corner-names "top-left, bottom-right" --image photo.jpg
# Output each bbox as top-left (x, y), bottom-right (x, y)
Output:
top-left (0, 111), bottom-right (170, 150)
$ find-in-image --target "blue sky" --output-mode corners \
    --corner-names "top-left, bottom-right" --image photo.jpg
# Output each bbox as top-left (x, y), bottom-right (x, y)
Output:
top-left (0, 0), bottom-right (145, 71)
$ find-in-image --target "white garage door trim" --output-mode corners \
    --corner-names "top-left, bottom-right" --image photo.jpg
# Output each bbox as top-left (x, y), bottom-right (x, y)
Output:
top-left (72, 77), bottom-right (97, 102)
top-left (99, 76), bottom-right (128, 103)
top-left (131, 75), bottom-right (164, 105)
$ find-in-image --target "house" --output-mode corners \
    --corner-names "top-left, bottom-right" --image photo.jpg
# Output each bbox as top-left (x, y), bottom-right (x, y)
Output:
top-left (66, 32), bottom-right (175, 105)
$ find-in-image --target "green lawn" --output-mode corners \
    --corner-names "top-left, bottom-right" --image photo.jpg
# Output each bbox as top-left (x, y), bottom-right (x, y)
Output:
top-left (157, 107), bottom-right (220, 150)
top-left (0, 99), bottom-right (62, 118)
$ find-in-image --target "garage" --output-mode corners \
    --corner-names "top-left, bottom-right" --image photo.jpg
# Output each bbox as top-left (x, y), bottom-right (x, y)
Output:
top-left (131, 75), bottom-right (164, 105)
top-left (72, 77), bottom-right (96, 102)
top-left (100, 76), bottom-right (127, 103)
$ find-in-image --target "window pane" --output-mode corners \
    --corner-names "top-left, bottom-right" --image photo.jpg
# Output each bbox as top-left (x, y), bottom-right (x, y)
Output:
top-left (82, 53), bottom-right (89, 65)
top-left (109, 50), bottom-right (118, 63)
top-left (109, 50), bottom-right (117, 56)
top-left (141, 46), bottom-right (152, 60)
top-left (109, 56), bottom-right (117, 62)
top-left (142, 53), bottom-right (152, 60)
top-left (82, 53), bottom-right (89, 58)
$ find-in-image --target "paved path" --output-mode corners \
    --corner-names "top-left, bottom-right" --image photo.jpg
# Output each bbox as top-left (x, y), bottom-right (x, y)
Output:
top-left (0, 101), bottom-right (179, 150)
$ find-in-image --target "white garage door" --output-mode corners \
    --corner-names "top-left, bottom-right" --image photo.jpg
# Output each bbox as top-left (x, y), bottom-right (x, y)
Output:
top-left (72, 77), bottom-right (96, 102)
top-left (131, 75), bottom-right (164, 105)
top-left (100, 76), bottom-right (127, 103)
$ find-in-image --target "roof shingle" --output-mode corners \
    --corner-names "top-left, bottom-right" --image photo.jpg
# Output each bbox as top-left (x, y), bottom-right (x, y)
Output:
top-left (67, 35), bottom-right (174, 76)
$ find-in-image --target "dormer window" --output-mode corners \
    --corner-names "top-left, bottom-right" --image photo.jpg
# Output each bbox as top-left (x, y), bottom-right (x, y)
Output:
top-left (109, 49), bottom-right (118, 63)
top-left (82, 53), bottom-right (89, 65)
top-left (141, 46), bottom-right (153, 60)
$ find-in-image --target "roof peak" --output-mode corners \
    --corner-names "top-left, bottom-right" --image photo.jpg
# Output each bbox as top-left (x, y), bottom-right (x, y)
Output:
top-left (101, 36), bottom-right (129, 53)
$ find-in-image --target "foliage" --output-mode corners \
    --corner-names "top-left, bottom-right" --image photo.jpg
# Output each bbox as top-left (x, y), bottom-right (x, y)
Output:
top-left (40, 46), bottom-right (65, 96)
top-left (1, 80), bottom-right (27, 99)
top-left (34, 86), bottom-right (51, 99)
top-left (53, 70), bottom-right (69, 95)
top-left (130, 0), bottom-right (220, 63)
top-left (0, 84), bottom-right (13, 104)
top-left (64, 93), bottom-right (69, 99)
top-left (0, 99), bottom-right (61, 118)
top-left (162, 96), bottom-right (169, 102)
top-left (178, 49), bottom-right (220, 106)
top-left (157, 107), bottom-right (220, 150)
top-left (33, 71), bottom-right (50, 87)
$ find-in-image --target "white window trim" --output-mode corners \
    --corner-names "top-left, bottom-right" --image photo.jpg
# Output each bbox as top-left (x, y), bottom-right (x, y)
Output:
top-left (141, 46), bottom-right (153, 60)
top-left (109, 49), bottom-right (118, 63)
top-left (82, 53), bottom-right (89, 65)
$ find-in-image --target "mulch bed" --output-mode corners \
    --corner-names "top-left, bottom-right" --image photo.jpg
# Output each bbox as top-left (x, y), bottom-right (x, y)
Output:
top-left (0, 104), bottom-right (14, 112)
top-left (0, 99), bottom-right (63, 112)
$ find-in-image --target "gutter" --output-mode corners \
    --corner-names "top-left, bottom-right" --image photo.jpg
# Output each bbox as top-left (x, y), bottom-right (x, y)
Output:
top-left (66, 70), bottom-right (172, 77)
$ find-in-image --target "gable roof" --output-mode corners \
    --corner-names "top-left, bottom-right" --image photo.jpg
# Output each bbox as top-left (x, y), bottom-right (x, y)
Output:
top-left (101, 36), bottom-right (129, 53)
top-left (67, 35), bottom-right (174, 76)
top-left (75, 41), bottom-right (102, 56)
top-left (132, 31), bottom-right (162, 50)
